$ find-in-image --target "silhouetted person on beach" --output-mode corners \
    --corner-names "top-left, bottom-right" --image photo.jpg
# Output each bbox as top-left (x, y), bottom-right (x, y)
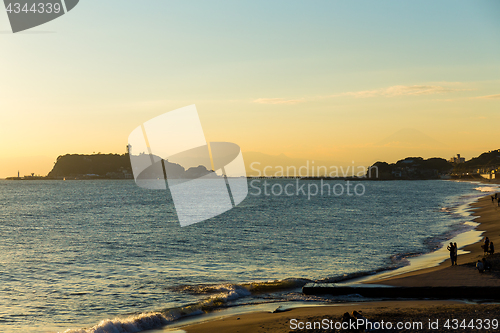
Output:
top-left (453, 242), bottom-right (458, 265)
top-left (495, 193), bottom-right (498, 200)
top-left (490, 242), bottom-right (495, 255)
top-left (447, 242), bottom-right (455, 266)
top-left (492, 195), bottom-right (495, 203)
top-left (477, 260), bottom-right (484, 273)
top-left (483, 237), bottom-right (490, 255)
top-left (341, 312), bottom-right (359, 332)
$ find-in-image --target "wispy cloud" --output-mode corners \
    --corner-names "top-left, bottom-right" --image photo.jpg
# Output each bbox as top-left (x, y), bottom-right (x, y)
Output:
top-left (338, 85), bottom-right (459, 98)
top-left (253, 98), bottom-right (305, 105)
top-left (476, 93), bottom-right (500, 99)
top-left (254, 84), bottom-right (465, 105)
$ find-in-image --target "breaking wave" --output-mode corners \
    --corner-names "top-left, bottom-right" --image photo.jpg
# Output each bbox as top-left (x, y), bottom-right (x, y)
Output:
top-left (60, 278), bottom-right (311, 333)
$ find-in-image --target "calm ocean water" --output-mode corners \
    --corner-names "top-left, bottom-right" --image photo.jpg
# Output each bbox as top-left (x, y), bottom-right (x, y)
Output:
top-left (0, 179), bottom-right (496, 332)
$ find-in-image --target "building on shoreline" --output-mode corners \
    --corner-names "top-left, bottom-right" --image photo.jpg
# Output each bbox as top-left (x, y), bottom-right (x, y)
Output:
top-left (449, 154), bottom-right (465, 164)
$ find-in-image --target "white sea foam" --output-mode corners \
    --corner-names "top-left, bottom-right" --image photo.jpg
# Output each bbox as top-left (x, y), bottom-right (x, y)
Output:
top-left (61, 312), bottom-right (169, 333)
top-left (474, 186), bottom-right (500, 192)
top-left (61, 278), bottom-right (311, 333)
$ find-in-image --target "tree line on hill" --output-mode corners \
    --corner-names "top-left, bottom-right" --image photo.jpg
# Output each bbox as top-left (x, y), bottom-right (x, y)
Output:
top-left (453, 149), bottom-right (500, 174)
top-left (27, 149), bottom-right (500, 180)
top-left (47, 153), bottom-right (133, 179)
top-left (366, 149), bottom-right (500, 180)
top-left (366, 157), bottom-right (453, 180)
top-left (46, 153), bottom-right (213, 180)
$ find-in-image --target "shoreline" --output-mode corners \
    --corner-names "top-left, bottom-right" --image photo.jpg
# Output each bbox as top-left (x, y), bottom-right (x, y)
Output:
top-left (51, 180), bottom-right (498, 333)
top-left (167, 181), bottom-right (500, 333)
top-left (362, 190), bottom-right (500, 287)
top-left (170, 301), bottom-right (500, 333)
top-left (355, 181), bottom-right (490, 283)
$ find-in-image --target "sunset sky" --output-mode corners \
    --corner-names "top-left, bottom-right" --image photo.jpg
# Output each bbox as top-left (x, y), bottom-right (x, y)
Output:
top-left (1, 0), bottom-right (499, 178)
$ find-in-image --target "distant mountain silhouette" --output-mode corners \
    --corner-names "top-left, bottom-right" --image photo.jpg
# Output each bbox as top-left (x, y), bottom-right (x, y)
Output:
top-left (376, 128), bottom-right (447, 148)
top-left (349, 128), bottom-right (456, 168)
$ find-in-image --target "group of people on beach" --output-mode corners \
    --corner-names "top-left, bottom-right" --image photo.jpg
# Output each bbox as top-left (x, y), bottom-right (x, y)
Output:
top-left (447, 242), bottom-right (458, 266)
top-left (491, 192), bottom-right (500, 206)
top-left (477, 237), bottom-right (495, 273)
top-left (476, 258), bottom-right (492, 273)
top-left (481, 236), bottom-right (494, 256)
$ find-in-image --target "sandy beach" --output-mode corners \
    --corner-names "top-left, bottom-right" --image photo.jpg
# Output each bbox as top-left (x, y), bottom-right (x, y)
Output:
top-left (179, 301), bottom-right (500, 333)
top-left (174, 189), bottom-right (500, 333)
top-left (366, 194), bottom-right (500, 287)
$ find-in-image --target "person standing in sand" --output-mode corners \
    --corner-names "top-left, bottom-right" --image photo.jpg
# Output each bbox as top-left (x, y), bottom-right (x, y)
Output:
top-left (483, 237), bottom-right (490, 256)
top-left (447, 242), bottom-right (455, 266)
top-left (453, 242), bottom-right (458, 265)
top-left (490, 242), bottom-right (495, 255)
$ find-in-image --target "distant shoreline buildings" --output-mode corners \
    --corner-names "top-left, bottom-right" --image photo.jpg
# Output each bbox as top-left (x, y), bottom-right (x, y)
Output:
top-left (449, 154), bottom-right (465, 164)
